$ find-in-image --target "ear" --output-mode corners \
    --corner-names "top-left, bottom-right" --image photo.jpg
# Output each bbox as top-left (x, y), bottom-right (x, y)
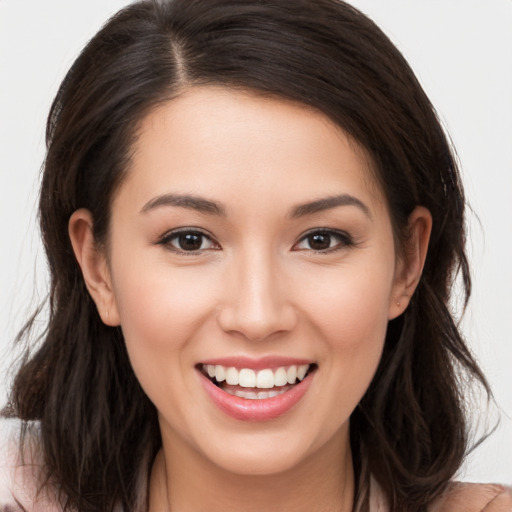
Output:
top-left (68, 209), bottom-right (120, 326)
top-left (389, 206), bottom-right (432, 320)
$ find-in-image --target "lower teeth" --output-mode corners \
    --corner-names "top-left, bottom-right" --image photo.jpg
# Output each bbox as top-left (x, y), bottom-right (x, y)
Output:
top-left (224, 386), bottom-right (292, 400)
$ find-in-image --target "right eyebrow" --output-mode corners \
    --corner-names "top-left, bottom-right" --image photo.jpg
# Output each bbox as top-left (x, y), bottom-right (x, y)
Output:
top-left (140, 193), bottom-right (227, 216)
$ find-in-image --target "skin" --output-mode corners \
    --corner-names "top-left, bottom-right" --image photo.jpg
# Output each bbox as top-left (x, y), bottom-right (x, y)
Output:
top-left (69, 87), bottom-right (432, 511)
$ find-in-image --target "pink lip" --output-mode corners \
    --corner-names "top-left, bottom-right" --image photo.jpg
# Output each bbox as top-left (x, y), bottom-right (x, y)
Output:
top-left (199, 355), bottom-right (313, 371)
top-left (198, 368), bottom-right (314, 422)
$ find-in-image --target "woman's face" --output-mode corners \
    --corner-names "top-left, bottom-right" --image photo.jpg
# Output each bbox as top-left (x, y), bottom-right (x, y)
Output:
top-left (85, 87), bottom-right (414, 475)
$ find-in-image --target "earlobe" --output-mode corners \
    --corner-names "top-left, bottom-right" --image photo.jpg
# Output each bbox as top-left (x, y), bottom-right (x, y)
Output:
top-left (68, 209), bottom-right (120, 326)
top-left (389, 206), bottom-right (432, 320)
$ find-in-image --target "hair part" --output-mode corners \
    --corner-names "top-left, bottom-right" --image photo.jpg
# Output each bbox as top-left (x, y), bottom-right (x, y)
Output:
top-left (6, 1), bottom-right (491, 511)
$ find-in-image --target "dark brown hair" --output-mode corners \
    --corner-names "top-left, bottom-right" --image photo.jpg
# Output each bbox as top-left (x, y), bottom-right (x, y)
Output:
top-left (5, 1), bottom-right (490, 510)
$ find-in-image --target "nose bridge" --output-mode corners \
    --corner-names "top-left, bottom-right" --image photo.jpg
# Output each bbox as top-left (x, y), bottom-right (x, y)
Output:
top-left (218, 243), bottom-right (296, 341)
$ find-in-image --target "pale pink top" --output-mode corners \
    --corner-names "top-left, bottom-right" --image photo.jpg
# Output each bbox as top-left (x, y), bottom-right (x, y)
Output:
top-left (0, 417), bottom-right (60, 511)
top-left (1, 417), bottom-right (510, 511)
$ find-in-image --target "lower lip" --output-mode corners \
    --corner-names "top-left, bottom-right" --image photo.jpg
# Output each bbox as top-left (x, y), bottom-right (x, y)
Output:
top-left (199, 371), bottom-right (314, 422)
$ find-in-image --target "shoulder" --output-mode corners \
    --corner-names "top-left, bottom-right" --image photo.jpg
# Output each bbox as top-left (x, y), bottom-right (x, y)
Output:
top-left (430, 482), bottom-right (512, 512)
top-left (0, 416), bottom-right (26, 510)
top-left (0, 416), bottom-right (61, 512)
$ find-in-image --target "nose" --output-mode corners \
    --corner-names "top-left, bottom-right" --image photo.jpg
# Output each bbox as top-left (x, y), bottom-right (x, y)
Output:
top-left (217, 250), bottom-right (298, 342)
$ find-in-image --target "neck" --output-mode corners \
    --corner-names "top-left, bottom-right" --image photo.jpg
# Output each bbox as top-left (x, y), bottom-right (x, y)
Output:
top-left (149, 427), bottom-right (355, 512)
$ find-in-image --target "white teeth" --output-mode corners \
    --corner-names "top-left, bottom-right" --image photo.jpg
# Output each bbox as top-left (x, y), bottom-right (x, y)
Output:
top-left (256, 369), bottom-right (275, 389)
top-left (274, 367), bottom-right (288, 387)
top-left (224, 386), bottom-right (291, 400)
top-left (286, 366), bottom-right (297, 384)
top-left (297, 364), bottom-right (309, 381)
top-left (225, 388), bottom-right (259, 399)
top-left (203, 364), bottom-right (312, 389)
top-left (214, 365), bottom-right (226, 382)
top-left (238, 368), bottom-right (256, 388)
top-left (225, 367), bottom-right (239, 385)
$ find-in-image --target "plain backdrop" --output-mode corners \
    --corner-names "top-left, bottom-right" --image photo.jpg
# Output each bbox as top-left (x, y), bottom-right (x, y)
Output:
top-left (0, 0), bottom-right (511, 485)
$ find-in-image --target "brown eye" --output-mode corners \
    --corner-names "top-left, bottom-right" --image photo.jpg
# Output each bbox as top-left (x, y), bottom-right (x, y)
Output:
top-left (294, 229), bottom-right (353, 253)
top-left (307, 233), bottom-right (332, 251)
top-left (177, 232), bottom-right (204, 251)
top-left (158, 229), bottom-right (219, 253)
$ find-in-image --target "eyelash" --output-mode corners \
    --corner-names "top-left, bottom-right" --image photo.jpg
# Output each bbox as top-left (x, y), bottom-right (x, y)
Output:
top-left (157, 228), bottom-right (354, 255)
top-left (157, 228), bottom-right (220, 256)
top-left (293, 229), bottom-right (355, 254)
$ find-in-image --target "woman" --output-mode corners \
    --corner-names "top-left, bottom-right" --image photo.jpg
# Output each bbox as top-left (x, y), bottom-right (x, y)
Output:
top-left (0, 0), bottom-right (510, 510)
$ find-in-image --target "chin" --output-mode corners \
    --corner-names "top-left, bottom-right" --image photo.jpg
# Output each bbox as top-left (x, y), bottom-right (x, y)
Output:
top-left (192, 420), bottom-right (347, 478)
top-left (206, 443), bottom-right (312, 477)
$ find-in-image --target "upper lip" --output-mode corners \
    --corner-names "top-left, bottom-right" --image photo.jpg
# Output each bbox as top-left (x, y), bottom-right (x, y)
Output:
top-left (197, 356), bottom-right (315, 371)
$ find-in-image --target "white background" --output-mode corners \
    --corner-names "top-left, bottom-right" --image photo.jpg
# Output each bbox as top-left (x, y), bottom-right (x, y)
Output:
top-left (0, 0), bottom-right (511, 484)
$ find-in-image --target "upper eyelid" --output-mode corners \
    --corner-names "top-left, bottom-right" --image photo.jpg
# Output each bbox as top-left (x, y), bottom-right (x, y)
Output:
top-left (158, 226), bottom-right (215, 241)
top-left (296, 227), bottom-right (352, 240)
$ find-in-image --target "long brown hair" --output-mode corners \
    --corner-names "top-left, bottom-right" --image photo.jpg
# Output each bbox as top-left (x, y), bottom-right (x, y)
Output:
top-left (5, 1), bottom-right (490, 510)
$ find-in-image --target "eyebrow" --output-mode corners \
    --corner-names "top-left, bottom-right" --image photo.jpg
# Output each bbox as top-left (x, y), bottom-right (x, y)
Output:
top-left (140, 193), bottom-right (227, 216)
top-left (289, 194), bottom-right (371, 219)
top-left (140, 192), bottom-right (371, 219)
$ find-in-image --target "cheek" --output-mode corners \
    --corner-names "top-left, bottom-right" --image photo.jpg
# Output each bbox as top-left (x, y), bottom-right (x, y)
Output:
top-left (109, 261), bottom-right (219, 379)
top-left (279, 263), bottom-right (392, 440)
top-left (300, 262), bottom-right (393, 348)
top-left (305, 267), bottom-right (391, 412)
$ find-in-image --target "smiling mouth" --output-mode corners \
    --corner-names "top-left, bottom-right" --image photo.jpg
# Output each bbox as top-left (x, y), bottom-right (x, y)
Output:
top-left (199, 363), bottom-right (317, 400)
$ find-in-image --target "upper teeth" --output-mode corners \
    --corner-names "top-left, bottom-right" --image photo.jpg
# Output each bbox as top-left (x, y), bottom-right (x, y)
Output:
top-left (203, 364), bottom-right (310, 388)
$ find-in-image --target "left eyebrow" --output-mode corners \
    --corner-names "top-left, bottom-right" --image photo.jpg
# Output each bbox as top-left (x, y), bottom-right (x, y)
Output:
top-left (289, 194), bottom-right (372, 219)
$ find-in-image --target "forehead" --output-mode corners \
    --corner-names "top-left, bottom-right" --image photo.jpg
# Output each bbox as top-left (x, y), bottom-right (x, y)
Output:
top-left (120, 86), bottom-right (385, 215)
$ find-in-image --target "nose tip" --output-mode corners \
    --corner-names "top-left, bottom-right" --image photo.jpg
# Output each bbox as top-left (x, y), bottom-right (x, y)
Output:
top-left (218, 303), bottom-right (297, 342)
top-left (217, 264), bottom-right (298, 342)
